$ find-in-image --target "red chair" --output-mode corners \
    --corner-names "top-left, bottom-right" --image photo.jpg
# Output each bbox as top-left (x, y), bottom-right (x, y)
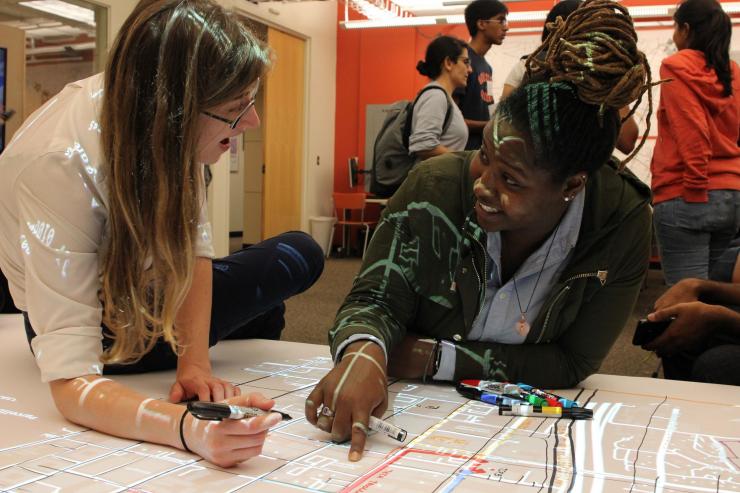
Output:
top-left (330, 192), bottom-right (378, 259)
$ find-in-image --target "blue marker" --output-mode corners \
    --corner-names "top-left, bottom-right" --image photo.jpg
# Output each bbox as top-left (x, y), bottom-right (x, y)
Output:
top-left (478, 392), bottom-right (520, 407)
top-left (517, 383), bottom-right (579, 409)
top-left (456, 382), bottom-right (525, 407)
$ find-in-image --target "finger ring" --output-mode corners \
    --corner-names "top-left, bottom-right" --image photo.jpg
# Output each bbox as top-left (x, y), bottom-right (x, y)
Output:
top-left (320, 406), bottom-right (335, 418)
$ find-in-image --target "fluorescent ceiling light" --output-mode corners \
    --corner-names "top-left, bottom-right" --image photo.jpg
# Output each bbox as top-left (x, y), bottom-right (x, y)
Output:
top-left (348, 0), bottom-right (412, 20)
top-left (19, 0), bottom-right (95, 26)
top-left (343, 1), bottom-right (740, 28)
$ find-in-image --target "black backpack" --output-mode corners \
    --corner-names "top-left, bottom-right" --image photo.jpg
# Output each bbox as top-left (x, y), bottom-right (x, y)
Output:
top-left (370, 86), bottom-right (453, 198)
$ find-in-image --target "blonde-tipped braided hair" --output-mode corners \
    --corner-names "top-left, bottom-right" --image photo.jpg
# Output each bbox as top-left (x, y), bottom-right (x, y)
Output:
top-left (521, 0), bottom-right (660, 169)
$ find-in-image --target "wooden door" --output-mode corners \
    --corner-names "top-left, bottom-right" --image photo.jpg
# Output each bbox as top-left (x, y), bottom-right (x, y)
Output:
top-left (262, 27), bottom-right (305, 238)
top-left (0, 24), bottom-right (25, 149)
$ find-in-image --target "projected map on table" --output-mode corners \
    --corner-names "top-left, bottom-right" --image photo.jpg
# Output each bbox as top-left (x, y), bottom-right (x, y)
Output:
top-left (1, 354), bottom-right (739, 492)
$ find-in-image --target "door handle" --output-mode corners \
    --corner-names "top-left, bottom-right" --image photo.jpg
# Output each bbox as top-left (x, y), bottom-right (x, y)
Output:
top-left (0, 108), bottom-right (15, 122)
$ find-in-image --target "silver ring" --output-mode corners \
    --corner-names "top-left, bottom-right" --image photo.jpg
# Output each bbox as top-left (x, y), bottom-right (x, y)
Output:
top-left (320, 406), bottom-right (335, 418)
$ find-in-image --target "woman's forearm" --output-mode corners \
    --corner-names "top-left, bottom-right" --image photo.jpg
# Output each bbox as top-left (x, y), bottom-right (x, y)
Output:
top-left (50, 376), bottom-right (185, 449)
top-left (176, 257), bottom-right (213, 369)
top-left (415, 145), bottom-right (450, 161)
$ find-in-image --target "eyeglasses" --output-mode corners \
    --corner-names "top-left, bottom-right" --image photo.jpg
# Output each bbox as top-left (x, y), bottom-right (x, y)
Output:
top-left (202, 100), bottom-right (256, 130)
top-left (482, 17), bottom-right (508, 27)
top-left (202, 78), bottom-right (260, 130)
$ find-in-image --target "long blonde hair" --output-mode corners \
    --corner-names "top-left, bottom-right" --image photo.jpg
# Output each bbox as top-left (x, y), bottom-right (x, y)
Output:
top-left (100, 0), bottom-right (269, 363)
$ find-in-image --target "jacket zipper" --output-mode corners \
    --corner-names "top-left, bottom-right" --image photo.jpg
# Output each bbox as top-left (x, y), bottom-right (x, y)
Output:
top-left (469, 234), bottom-right (488, 329)
top-left (535, 270), bottom-right (608, 344)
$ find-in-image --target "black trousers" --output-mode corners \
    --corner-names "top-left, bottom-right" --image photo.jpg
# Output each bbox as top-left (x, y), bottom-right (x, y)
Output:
top-left (24, 231), bottom-right (324, 374)
top-left (662, 241), bottom-right (740, 385)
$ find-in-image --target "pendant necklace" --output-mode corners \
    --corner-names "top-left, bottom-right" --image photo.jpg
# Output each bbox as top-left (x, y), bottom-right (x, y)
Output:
top-left (512, 221), bottom-right (562, 337)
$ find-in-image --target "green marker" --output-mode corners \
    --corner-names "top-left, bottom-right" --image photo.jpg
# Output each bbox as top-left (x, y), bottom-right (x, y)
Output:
top-left (521, 389), bottom-right (549, 407)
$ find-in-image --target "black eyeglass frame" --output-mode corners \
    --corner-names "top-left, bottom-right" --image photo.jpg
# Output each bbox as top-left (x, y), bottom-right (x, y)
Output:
top-left (201, 78), bottom-right (260, 130)
top-left (202, 100), bottom-right (256, 130)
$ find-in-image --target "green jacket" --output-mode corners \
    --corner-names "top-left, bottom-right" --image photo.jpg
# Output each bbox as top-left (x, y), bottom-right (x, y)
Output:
top-left (329, 151), bottom-right (652, 388)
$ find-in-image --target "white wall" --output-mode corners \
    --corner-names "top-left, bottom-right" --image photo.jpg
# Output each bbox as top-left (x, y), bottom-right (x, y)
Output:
top-left (86, 0), bottom-right (140, 48)
top-left (219, 0), bottom-right (338, 230)
top-left (487, 25), bottom-right (740, 187)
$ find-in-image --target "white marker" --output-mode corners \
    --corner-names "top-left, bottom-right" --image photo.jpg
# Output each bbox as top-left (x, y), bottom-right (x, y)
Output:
top-left (369, 416), bottom-right (407, 442)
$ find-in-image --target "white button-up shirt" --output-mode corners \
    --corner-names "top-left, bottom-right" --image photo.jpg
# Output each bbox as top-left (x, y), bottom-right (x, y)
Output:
top-left (0, 74), bottom-right (215, 382)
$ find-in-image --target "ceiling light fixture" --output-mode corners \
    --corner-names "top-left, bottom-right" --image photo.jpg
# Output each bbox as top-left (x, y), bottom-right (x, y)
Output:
top-left (18, 0), bottom-right (95, 27)
top-left (347, 0), bottom-right (413, 21)
top-left (342, 1), bottom-right (740, 29)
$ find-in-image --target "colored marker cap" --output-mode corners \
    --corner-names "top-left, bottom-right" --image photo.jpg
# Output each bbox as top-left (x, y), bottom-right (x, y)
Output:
top-left (558, 399), bottom-right (579, 409)
top-left (545, 397), bottom-right (562, 407)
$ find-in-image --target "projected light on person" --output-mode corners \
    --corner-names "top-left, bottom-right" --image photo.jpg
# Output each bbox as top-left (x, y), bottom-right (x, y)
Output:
top-left (26, 220), bottom-right (55, 247)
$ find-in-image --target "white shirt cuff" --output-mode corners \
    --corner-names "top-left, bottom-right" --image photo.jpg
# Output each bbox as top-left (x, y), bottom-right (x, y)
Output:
top-left (432, 340), bottom-right (456, 381)
top-left (334, 334), bottom-right (388, 365)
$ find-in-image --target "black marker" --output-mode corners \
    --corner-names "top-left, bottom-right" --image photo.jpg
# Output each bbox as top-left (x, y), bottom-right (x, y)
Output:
top-left (187, 401), bottom-right (292, 421)
top-left (498, 403), bottom-right (593, 420)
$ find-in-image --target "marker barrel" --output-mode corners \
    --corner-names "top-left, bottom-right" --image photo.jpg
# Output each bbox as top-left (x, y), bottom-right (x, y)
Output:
top-left (369, 416), bottom-right (407, 442)
top-left (498, 403), bottom-right (592, 420)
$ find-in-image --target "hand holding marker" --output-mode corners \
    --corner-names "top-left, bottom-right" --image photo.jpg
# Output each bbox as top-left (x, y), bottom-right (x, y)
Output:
top-left (188, 401), bottom-right (293, 421)
top-left (457, 380), bottom-right (592, 420)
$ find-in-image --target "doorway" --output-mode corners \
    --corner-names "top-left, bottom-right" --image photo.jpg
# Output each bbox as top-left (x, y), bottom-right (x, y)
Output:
top-left (0, 0), bottom-right (107, 149)
top-left (233, 20), bottom-right (307, 250)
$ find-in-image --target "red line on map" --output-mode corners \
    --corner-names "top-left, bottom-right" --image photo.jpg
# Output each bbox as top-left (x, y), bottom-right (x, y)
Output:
top-left (341, 448), bottom-right (489, 493)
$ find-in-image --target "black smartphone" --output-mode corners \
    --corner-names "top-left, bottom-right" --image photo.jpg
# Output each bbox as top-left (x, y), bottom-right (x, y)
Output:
top-left (632, 316), bottom-right (676, 346)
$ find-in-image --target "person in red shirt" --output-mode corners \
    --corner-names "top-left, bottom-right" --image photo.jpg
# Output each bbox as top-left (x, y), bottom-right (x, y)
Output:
top-left (651, 0), bottom-right (740, 286)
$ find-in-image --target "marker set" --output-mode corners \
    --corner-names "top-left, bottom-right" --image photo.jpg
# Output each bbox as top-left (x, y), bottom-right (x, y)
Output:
top-left (457, 380), bottom-right (593, 420)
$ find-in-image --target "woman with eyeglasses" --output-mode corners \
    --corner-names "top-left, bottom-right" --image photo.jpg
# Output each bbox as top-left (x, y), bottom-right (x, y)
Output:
top-left (0, 0), bottom-right (323, 467)
top-left (409, 36), bottom-right (472, 163)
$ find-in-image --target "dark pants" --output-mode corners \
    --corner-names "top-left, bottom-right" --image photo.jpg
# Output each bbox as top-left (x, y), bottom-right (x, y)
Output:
top-left (24, 231), bottom-right (324, 374)
top-left (662, 333), bottom-right (740, 386)
top-left (662, 240), bottom-right (740, 385)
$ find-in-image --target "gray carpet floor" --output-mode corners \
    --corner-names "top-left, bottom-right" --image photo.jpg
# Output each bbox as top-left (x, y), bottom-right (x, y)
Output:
top-left (281, 257), bottom-right (668, 379)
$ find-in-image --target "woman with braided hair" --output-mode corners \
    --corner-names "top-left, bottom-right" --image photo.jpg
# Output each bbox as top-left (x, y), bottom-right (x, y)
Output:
top-left (500, 0), bottom-right (639, 154)
top-left (651, 0), bottom-right (740, 286)
top-left (306, 0), bottom-right (652, 461)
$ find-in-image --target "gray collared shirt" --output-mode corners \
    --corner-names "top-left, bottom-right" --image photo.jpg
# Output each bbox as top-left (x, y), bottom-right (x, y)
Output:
top-left (434, 188), bottom-right (585, 380)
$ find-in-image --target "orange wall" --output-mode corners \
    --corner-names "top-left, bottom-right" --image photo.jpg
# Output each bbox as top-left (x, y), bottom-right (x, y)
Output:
top-left (332, 0), bottom-right (687, 194)
top-left (334, 7), bottom-right (470, 193)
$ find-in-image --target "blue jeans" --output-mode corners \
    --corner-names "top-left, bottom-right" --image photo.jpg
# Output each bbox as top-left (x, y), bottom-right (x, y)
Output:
top-left (653, 190), bottom-right (740, 286)
top-left (24, 231), bottom-right (324, 374)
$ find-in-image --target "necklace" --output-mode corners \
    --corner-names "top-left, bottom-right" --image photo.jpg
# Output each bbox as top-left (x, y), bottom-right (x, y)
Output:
top-left (512, 221), bottom-right (562, 337)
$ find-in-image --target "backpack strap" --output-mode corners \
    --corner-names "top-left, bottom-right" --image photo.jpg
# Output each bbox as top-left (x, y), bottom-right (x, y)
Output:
top-left (402, 85), bottom-right (453, 150)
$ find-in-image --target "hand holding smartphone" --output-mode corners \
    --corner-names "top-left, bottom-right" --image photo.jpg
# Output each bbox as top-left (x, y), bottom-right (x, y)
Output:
top-left (632, 316), bottom-right (677, 346)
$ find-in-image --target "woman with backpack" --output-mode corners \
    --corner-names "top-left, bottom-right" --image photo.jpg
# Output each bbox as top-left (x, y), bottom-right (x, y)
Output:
top-left (371, 36), bottom-right (472, 198)
top-left (409, 36), bottom-right (471, 162)
top-left (651, 0), bottom-right (740, 285)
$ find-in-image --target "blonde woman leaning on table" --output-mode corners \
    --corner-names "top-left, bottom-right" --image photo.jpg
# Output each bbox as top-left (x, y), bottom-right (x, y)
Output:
top-left (0, 0), bottom-right (323, 467)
